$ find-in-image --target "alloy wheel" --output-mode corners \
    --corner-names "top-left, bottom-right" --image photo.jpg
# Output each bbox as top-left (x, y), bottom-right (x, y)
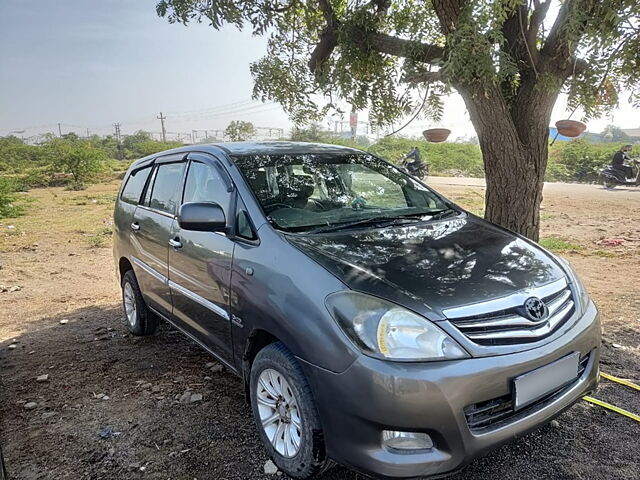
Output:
top-left (256, 368), bottom-right (302, 458)
top-left (123, 282), bottom-right (137, 328)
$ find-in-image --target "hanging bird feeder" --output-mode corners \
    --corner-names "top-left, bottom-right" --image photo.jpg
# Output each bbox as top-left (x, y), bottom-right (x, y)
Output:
top-left (422, 128), bottom-right (451, 143)
top-left (555, 120), bottom-right (587, 138)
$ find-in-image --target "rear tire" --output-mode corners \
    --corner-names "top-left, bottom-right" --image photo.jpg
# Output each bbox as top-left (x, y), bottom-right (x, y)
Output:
top-left (250, 342), bottom-right (330, 479)
top-left (121, 270), bottom-right (158, 336)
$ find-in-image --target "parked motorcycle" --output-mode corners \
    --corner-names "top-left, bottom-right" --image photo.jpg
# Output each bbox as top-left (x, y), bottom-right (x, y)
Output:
top-left (400, 157), bottom-right (429, 179)
top-left (600, 158), bottom-right (640, 189)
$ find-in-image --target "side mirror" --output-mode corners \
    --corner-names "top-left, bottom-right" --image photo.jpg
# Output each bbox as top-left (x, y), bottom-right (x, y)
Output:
top-left (178, 202), bottom-right (226, 232)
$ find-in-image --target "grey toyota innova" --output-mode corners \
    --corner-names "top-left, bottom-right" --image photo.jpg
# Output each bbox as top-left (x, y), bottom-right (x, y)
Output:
top-left (113, 142), bottom-right (600, 479)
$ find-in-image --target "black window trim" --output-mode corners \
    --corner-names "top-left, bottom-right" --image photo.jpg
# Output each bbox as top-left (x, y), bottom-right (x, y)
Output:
top-left (185, 152), bottom-right (234, 193)
top-left (234, 191), bottom-right (260, 245)
top-left (179, 152), bottom-right (260, 245)
top-left (120, 164), bottom-right (153, 206)
top-left (178, 153), bottom-right (236, 235)
top-left (139, 153), bottom-right (188, 217)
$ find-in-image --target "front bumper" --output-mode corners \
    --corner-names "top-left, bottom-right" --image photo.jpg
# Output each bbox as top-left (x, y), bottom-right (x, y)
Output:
top-left (300, 301), bottom-right (600, 479)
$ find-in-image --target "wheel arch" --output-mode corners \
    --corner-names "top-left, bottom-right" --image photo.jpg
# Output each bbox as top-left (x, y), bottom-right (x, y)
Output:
top-left (242, 328), bottom-right (282, 401)
top-left (118, 257), bottom-right (134, 283)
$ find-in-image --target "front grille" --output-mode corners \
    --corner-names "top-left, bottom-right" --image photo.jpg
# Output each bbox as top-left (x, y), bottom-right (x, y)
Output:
top-left (447, 281), bottom-right (575, 346)
top-left (464, 352), bottom-right (591, 432)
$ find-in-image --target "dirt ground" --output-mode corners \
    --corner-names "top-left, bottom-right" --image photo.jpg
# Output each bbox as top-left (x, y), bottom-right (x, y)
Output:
top-left (1, 178), bottom-right (639, 480)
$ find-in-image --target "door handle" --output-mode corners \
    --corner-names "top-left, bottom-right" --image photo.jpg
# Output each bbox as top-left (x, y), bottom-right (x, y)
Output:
top-left (131, 222), bottom-right (140, 231)
top-left (169, 238), bottom-right (183, 249)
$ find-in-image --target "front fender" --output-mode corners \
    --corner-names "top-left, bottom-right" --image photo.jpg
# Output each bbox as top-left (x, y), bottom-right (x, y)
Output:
top-left (229, 227), bottom-right (358, 374)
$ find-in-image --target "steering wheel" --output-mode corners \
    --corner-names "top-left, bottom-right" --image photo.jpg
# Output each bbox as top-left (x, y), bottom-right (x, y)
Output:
top-left (307, 198), bottom-right (326, 210)
top-left (264, 202), bottom-right (293, 213)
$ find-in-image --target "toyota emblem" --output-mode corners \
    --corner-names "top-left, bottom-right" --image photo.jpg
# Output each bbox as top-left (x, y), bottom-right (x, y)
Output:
top-left (523, 297), bottom-right (548, 321)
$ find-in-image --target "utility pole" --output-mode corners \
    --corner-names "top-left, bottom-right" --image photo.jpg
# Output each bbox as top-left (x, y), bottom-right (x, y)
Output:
top-left (57, 123), bottom-right (62, 137)
top-left (157, 112), bottom-right (167, 142)
top-left (113, 122), bottom-right (123, 160)
top-left (113, 123), bottom-right (122, 142)
top-left (192, 130), bottom-right (197, 144)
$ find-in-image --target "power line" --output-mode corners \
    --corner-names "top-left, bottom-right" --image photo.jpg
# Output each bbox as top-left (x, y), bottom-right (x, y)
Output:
top-left (84, 101), bottom-right (281, 132)
top-left (167, 99), bottom-right (256, 116)
top-left (178, 102), bottom-right (279, 121)
top-left (2, 102), bottom-right (285, 140)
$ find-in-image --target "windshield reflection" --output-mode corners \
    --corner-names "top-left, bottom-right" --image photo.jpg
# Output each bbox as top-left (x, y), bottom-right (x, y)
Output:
top-left (233, 153), bottom-right (449, 232)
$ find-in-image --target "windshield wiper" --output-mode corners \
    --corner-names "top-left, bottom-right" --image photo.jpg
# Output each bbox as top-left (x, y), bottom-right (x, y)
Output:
top-left (307, 214), bottom-right (424, 234)
top-left (427, 208), bottom-right (459, 221)
top-left (307, 209), bottom-right (460, 234)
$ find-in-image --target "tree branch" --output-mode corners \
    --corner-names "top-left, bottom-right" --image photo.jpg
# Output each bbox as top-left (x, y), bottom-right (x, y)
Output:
top-left (367, 33), bottom-right (445, 64)
top-left (432, 0), bottom-right (468, 35)
top-left (540, 0), bottom-right (572, 58)
top-left (502, 4), bottom-right (536, 68)
top-left (571, 57), bottom-right (589, 76)
top-left (526, 0), bottom-right (551, 47)
top-left (403, 70), bottom-right (444, 84)
top-left (308, 0), bottom-right (339, 73)
top-left (309, 0), bottom-right (444, 75)
top-left (540, 0), bottom-right (598, 74)
top-left (308, 29), bottom-right (338, 73)
top-left (371, 0), bottom-right (391, 16)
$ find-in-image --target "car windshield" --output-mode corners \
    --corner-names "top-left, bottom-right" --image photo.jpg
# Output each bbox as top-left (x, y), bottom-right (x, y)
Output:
top-left (233, 153), bottom-right (455, 233)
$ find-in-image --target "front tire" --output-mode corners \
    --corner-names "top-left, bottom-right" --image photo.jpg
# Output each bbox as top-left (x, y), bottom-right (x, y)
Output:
top-left (250, 342), bottom-right (330, 479)
top-left (121, 270), bottom-right (158, 336)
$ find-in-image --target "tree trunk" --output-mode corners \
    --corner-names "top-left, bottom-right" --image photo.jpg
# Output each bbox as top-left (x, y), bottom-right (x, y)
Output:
top-left (479, 135), bottom-right (546, 241)
top-left (457, 83), bottom-right (557, 242)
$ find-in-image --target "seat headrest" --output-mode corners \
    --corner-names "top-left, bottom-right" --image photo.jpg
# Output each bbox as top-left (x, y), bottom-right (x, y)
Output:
top-left (284, 175), bottom-right (314, 199)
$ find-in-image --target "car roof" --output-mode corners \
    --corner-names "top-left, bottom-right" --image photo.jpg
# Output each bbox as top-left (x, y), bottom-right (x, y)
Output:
top-left (213, 141), bottom-right (362, 156)
top-left (128, 141), bottom-right (364, 170)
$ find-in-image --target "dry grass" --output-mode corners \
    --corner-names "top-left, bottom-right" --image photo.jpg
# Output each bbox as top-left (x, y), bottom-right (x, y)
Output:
top-left (0, 181), bottom-right (119, 253)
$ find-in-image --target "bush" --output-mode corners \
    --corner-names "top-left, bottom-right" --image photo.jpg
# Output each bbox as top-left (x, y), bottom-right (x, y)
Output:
top-left (0, 136), bottom-right (46, 174)
top-left (0, 133), bottom-right (181, 188)
top-left (44, 135), bottom-right (109, 185)
top-left (546, 139), bottom-right (625, 183)
top-left (125, 140), bottom-right (183, 159)
top-left (367, 137), bottom-right (484, 176)
top-left (0, 177), bottom-right (24, 218)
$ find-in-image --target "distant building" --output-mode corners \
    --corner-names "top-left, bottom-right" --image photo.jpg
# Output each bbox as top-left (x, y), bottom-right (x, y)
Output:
top-left (621, 127), bottom-right (640, 140)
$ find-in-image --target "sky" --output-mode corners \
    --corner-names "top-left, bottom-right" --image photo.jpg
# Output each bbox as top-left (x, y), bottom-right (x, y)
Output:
top-left (1, 0), bottom-right (638, 142)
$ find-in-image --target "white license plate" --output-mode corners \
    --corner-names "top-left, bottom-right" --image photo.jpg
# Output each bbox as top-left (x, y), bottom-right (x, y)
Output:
top-left (513, 352), bottom-right (580, 411)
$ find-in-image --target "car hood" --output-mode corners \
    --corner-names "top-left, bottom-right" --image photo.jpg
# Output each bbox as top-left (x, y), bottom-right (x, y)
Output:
top-left (286, 215), bottom-right (565, 320)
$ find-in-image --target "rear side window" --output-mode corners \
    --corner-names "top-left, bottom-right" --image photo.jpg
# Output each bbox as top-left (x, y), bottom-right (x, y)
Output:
top-left (121, 166), bottom-right (151, 204)
top-left (148, 162), bottom-right (186, 214)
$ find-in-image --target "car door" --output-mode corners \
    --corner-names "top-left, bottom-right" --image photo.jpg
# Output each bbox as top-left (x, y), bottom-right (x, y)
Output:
top-left (167, 152), bottom-right (236, 364)
top-left (130, 154), bottom-right (187, 317)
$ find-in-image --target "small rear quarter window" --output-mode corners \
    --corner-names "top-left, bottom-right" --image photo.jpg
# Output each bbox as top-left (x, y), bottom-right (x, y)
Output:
top-left (121, 166), bottom-right (151, 204)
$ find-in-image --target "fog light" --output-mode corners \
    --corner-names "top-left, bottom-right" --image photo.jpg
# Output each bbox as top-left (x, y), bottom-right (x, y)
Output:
top-left (382, 430), bottom-right (433, 450)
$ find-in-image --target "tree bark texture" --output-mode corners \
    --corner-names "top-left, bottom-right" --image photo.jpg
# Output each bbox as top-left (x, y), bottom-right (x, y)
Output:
top-left (458, 83), bottom-right (558, 242)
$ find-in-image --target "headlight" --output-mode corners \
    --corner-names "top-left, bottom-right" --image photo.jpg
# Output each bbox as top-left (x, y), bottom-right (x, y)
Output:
top-left (325, 291), bottom-right (469, 361)
top-left (555, 256), bottom-right (590, 316)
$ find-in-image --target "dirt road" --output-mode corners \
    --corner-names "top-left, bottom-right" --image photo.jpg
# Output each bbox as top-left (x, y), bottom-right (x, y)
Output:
top-left (1, 179), bottom-right (638, 479)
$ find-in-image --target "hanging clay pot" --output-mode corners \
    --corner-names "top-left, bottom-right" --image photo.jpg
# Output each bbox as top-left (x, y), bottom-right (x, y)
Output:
top-left (555, 120), bottom-right (587, 138)
top-left (422, 128), bottom-right (451, 143)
